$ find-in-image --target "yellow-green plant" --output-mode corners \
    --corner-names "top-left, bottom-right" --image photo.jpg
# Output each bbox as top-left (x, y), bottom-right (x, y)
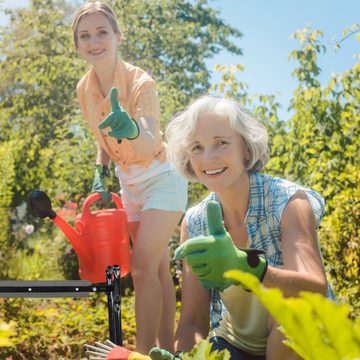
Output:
top-left (0, 321), bottom-right (15, 347)
top-left (0, 293), bottom-right (136, 359)
top-left (225, 270), bottom-right (360, 360)
top-left (0, 142), bottom-right (15, 278)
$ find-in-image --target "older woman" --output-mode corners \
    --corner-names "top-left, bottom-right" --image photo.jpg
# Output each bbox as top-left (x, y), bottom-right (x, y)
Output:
top-left (165, 95), bottom-right (335, 360)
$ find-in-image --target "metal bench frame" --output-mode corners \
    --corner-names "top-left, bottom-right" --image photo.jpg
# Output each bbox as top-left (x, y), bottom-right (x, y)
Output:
top-left (0, 265), bottom-right (123, 345)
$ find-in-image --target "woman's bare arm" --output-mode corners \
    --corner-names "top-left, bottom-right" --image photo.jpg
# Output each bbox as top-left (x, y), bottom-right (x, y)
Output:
top-left (263, 191), bottom-right (327, 297)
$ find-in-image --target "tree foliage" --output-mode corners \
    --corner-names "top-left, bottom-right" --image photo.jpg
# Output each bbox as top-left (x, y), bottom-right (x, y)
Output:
top-left (0, 0), bottom-right (93, 209)
top-left (279, 27), bottom-right (359, 315)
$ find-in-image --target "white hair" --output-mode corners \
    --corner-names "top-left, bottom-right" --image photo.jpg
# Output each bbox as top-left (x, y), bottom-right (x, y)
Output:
top-left (166, 95), bottom-right (269, 181)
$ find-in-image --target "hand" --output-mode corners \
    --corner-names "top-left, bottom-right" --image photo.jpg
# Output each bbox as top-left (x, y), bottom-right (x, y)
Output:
top-left (98, 87), bottom-right (139, 140)
top-left (174, 200), bottom-right (268, 291)
top-left (91, 164), bottom-right (111, 202)
top-left (149, 347), bottom-right (183, 360)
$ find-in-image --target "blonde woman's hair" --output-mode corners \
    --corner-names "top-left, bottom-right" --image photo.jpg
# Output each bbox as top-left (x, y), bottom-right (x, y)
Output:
top-left (72, 1), bottom-right (122, 48)
top-left (166, 95), bottom-right (269, 181)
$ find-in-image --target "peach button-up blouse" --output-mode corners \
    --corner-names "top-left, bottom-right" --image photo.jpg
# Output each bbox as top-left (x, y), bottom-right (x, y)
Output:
top-left (76, 59), bottom-right (166, 172)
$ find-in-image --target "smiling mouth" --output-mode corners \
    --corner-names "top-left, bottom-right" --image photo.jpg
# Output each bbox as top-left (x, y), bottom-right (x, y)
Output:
top-left (204, 168), bottom-right (226, 175)
top-left (89, 49), bottom-right (105, 55)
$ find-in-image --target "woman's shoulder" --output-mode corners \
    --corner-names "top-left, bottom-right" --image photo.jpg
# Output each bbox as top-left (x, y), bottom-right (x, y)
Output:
top-left (262, 173), bottom-right (324, 203)
top-left (259, 173), bottom-right (325, 225)
top-left (121, 60), bottom-right (156, 85)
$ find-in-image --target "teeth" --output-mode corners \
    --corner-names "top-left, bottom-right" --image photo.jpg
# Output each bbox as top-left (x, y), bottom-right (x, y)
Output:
top-left (204, 168), bottom-right (224, 175)
top-left (90, 49), bottom-right (103, 55)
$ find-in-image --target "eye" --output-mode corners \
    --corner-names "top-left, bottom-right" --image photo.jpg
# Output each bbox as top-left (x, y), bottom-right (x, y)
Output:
top-left (217, 140), bottom-right (229, 146)
top-left (98, 30), bottom-right (108, 36)
top-left (190, 144), bottom-right (202, 154)
top-left (79, 33), bottom-right (90, 40)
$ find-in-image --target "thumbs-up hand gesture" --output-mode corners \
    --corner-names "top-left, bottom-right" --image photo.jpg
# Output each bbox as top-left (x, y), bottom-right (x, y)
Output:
top-left (98, 87), bottom-right (139, 140)
top-left (174, 201), bottom-right (267, 291)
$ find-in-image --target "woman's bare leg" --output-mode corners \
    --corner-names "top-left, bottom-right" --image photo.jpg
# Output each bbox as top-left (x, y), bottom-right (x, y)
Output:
top-left (130, 209), bottom-right (182, 354)
top-left (156, 250), bottom-right (176, 350)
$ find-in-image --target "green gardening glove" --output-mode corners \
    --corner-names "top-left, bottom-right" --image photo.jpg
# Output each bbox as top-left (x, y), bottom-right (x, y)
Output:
top-left (174, 200), bottom-right (268, 292)
top-left (149, 347), bottom-right (183, 360)
top-left (91, 165), bottom-right (112, 202)
top-left (98, 87), bottom-right (139, 141)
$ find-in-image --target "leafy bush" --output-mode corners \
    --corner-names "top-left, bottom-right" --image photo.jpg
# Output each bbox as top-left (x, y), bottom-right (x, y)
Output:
top-left (0, 294), bottom-right (136, 359)
top-left (0, 142), bottom-right (16, 279)
top-left (0, 321), bottom-right (15, 347)
top-left (320, 186), bottom-right (360, 318)
top-left (225, 270), bottom-right (360, 360)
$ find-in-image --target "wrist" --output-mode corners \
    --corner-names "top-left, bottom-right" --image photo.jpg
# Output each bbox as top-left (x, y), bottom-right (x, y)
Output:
top-left (242, 249), bottom-right (268, 282)
top-left (101, 165), bottom-right (110, 177)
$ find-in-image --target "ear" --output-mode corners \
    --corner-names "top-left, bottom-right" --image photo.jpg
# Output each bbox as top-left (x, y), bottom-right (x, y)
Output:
top-left (116, 33), bottom-right (122, 46)
top-left (244, 147), bottom-right (251, 160)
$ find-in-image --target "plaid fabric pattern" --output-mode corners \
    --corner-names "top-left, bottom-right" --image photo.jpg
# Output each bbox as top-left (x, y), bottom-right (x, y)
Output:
top-left (185, 172), bottom-right (336, 329)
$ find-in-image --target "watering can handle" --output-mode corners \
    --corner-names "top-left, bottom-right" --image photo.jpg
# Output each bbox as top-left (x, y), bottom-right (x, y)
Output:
top-left (82, 192), bottom-right (124, 217)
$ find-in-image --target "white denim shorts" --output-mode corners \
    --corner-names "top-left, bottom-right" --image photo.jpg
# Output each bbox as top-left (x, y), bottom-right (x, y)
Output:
top-left (120, 170), bottom-right (188, 222)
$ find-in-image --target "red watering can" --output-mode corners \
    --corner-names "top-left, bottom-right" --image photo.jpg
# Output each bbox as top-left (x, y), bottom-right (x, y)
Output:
top-left (30, 191), bottom-right (131, 283)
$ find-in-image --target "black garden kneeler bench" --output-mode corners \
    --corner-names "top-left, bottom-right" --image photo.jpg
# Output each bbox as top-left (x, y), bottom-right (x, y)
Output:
top-left (0, 265), bottom-right (123, 345)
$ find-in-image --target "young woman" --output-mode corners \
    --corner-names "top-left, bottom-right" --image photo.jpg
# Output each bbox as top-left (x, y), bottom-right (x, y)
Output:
top-left (72, 2), bottom-right (187, 353)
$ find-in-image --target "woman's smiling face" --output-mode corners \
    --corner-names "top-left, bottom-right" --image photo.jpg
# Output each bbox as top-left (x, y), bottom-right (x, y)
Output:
top-left (188, 113), bottom-right (250, 193)
top-left (76, 11), bottom-right (120, 65)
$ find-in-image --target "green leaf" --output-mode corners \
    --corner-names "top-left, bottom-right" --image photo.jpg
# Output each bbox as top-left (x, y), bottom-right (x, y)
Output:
top-left (224, 271), bottom-right (360, 359)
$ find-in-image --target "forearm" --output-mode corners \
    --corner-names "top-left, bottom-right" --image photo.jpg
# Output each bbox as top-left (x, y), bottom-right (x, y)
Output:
top-left (96, 143), bottom-right (110, 165)
top-left (270, 192), bottom-right (329, 298)
top-left (130, 116), bottom-right (157, 157)
top-left (263, 265), bottom-right (327, 298)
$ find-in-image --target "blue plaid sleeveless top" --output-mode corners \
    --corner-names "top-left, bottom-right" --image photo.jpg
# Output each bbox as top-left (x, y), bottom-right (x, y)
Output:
top-left (185, 172), bottom-right (336, 328)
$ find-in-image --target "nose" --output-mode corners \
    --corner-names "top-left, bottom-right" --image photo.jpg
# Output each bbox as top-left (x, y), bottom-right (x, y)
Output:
top-left (90, 36), bottom-right (100, 46)
top-left (203, 146), bottom-right (217, 161)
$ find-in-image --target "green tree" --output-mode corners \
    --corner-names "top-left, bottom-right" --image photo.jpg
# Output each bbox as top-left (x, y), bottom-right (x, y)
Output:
top-left (284, 27), bottom-right (359, 315)
top-left (0, 142), bottom-right (16, 277)
top-left (0, 0), bottom-right (93, 210)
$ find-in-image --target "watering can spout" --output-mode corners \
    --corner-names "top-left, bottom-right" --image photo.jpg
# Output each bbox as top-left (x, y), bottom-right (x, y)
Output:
top-left (52, 215), bottom-right (93, 267)
top-left (29, 190), bottom-right (93, 267)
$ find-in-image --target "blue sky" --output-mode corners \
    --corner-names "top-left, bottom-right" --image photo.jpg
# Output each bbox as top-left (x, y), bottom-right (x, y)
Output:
top-left (1, 0), bottom-right (359, 119)
top-left (207, 0), bottom-right (359, 119)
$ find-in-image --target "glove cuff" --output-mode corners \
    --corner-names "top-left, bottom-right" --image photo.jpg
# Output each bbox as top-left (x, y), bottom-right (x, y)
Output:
top-left (126, 119), bottom-right (140, 140)
top-left (95, 164), bottom-right (110, 177)
top-left (243, 249), bottom-right (268, 282)
top-left (92, 165), bottom-right (110, 197)
top-left (174, 351), bottom-right (184, 359)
